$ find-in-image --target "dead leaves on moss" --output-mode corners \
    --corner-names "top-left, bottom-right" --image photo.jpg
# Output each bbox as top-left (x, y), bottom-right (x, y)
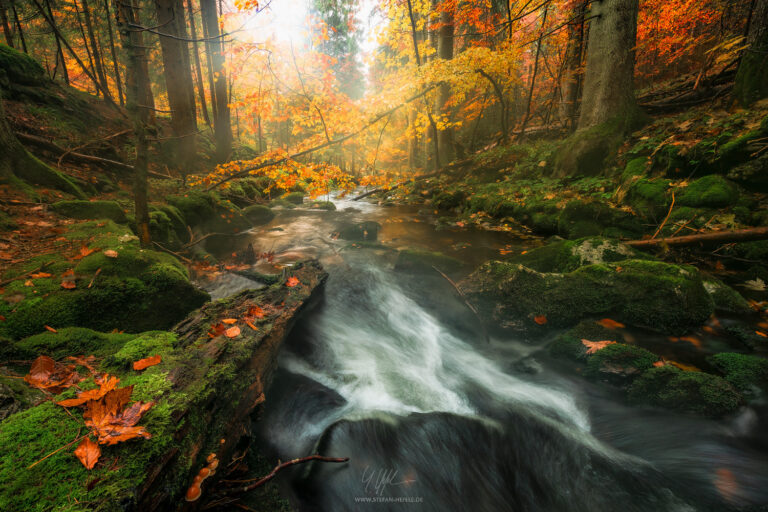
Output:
top-left (133, 355), bottom-right (162, 371)
top-left (24, 356), bottom-right (155, 470)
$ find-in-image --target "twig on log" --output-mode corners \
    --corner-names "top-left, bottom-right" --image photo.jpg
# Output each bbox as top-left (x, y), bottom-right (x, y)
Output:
top-left (625, 226), bottom-right (768, 248)
top-left (652, 191), bottom-right (675, 240)
top-left (221, 455), bottom-right (349, 494)
top-left (432, 265), bottom-right (490, 343)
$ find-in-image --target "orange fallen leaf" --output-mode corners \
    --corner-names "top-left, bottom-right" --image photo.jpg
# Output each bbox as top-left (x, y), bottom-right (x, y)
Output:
top-left (581, 339), bottom-right (617, 354)
top-left (225, 326), bottom-right (241, 338)
top-left (533, 315), bottom-right (547, 325)
top-left (82, 385), bottom-right (154, 445)
top-left (44, 325), bottom-right (57, 333)
top-left (208, 323), bottom-right (226, 338)
top-left (653, 360), bottom-right (666, 367)
top-left (597, 318), bottom-right (625, 329)
top-left (679, 335), bottom-right (702, 348)
top-left (757, 331), bottom-right (767, 338)
top-left (73, 245), bottom-right (99, 260)
top-left (61, 280), bottom-right (76, 289)
top-left (24, 280), bottom-right (34, 287)
top-left (669, 360), bottom-right (701, 372)
top-left (221, 318), bottom-right (238, 324)
top-left (245, 320), bottom-right (258, 331)
top-left (103, 250), bottom-right (118, 258)
top-left (702, 325), bottom-right (717, 335)
top-left (714, 468), bottom-right (739, 501)
top-left (58, 374), bottom-right (120, 407)
top-left (247, 305), bottom-right (265, 318)
top-left (30, 272), bottom-right (52, 279)
top-left (74, 437), bottom-right (101, 470)
top-left (286, 277), bottom-right (300, 287)
top-left (24, 355), bottom-right (83, 394)
top-left (757, 321), bottom-right (768, 329)
top-left (133, 355), bottom-right (162, 371)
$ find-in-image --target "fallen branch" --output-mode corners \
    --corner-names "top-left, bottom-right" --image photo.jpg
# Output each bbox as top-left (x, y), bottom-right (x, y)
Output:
top-left (15, 132), bottom-right (171, 179)
top-left (432, 265), bottom-right (490, 343)
top-left (152, 241), bottom-right (193, 264)
top-left (625, 226), bottom-right (768, 248)
top-left (651, 191), bottom-right (675, 240)
top-left (221, 455), bottom-right (349, 494)
top-left (352, 157), bottom-right (474, 201)
top-left (205, 85), bottom-right (438, 191)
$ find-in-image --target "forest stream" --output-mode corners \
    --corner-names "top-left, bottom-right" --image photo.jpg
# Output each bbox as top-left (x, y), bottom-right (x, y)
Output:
top-left (198, 196), bottom-right (768, 512)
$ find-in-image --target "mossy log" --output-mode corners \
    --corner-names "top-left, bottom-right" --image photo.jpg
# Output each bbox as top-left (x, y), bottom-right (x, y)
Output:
top-left (0, 260), bottom-right (327, 511)
top-left (625, 226), bottom-right (768, 248)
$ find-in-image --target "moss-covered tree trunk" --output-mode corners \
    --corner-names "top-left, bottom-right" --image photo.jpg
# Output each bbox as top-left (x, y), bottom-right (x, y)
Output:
top-left (577, 0), bottom-right (639, 129)
top-left (734, 0), bottom-right (768, 106)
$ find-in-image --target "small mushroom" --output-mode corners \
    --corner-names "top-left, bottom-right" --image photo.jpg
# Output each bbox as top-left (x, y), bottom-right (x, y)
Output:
top-left (185, 484), bottom-right (202, 502)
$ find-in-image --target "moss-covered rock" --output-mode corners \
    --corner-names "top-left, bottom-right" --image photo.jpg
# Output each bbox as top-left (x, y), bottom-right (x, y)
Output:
top-left (702, 279), bottom-right (752, 314)
top-left (50, 200), bottom-right (127, 223)
top-left (268, 198), bottom-right (296, 209)
top-left (707, 353), bottom-right (768, 395)
top-left (7, 327), bottom-right (137, 361)
top-left (628, 366), bottom-right (742, 417)
top-left (282, 191), bottom-right (304, 204)
top-left (512, 237), bottom-right (652, 273)
top-left (585, 343), bottom-right (658, 383)
top-left (556, 201), bottom-right (642, 239)
top-left (0, 43), bottom-right (45, 86)
top-left (549, 319), bottom-right (626, 361)
top-left (308, 200), bottom-right (336, 210)
top-left (243, 204), bottom-right (276, 225)
top-left (0, 221), bottom-right (209, 339)
top-left (461, 259), bottom-right (714, 334)
top-left (167, 190), bottom-right (250, 233)
top-left (626, 178), bottom-right (671, 219)
top-left (676, 175), bottom-right (739, 208)
top-left (394, 249), bottom-right (463, 274)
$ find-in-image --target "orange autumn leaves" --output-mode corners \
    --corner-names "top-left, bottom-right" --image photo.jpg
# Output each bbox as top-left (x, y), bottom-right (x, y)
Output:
top-left (207, 299), bottom-right (283, 339)
top-left (24, 353), bottom-right (161, 470)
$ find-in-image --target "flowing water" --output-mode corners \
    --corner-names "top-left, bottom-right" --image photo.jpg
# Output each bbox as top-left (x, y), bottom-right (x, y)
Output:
top-left (202, 195), bottom-right (768, 512)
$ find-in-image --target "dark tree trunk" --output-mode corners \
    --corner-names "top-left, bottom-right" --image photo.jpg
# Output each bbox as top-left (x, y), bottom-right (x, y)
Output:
top-left (114, 0), bottom-right (152, 247)
top-left (9, 0), bottom-right (26, 53)
top-left (520, 4), bottom-right (549, 137)
top-left (44, 0), bottom-right (69, 85)
top-left (154, 0), bottom-right (198, 172)
top-left (186, 0), bottom-right (211, 126)
top-left (73, 0), bottom-right (99, 95)
top-left (559, 0), bottom-right (587, 131)
top-left (1, 0), bottom-right (14, 48)
top-left (200, 0), bottom-right (231, 162)
top-left (434, 7), bottom-right (454, 164)
top-left (104, 0), bottom-right (124, 106)
top-left (81, 0), bottom-right (111, 99)
top-left (734, 0), bottom-right (768, 105)
top-left (577, 0), bottom-right (639, 129)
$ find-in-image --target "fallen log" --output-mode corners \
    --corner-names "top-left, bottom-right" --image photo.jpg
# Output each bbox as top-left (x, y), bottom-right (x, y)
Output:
top-left (15, 132), bottom-right (171, 180)
top-left (625, 226), bottom-right (768, 248)
top-left (352, 158), bottom-right (473, 201)
top-left (0, 260), bottom-right (328, 511)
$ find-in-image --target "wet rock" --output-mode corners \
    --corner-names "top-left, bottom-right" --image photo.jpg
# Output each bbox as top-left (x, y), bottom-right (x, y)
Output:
top-left (708, 353), bottom-right (768, 397)
top-left (394, 248), bottom-right (463, 274)
top-left (628, 366), bottom-right (742, 417)
top-left (585, 344), bottom-right (658, 384)
top-left (337, 221), bottom-right (381, 241)
top-left (460, 259), bottom-right (715, 335)
top-left (512, 237), bottom-right (652, 273)
top-left (243, 204), bottom-right (276, 225)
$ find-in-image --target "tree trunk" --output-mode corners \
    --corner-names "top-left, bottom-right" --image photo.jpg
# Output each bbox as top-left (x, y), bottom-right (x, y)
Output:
top-left (44, 0), bottom-right (69, 85)
top-left (81, 0), bottom-right (111, 99)
top-left (73, 0), bottom-right (99, 95)
top-left (104, 0), bottom-right (124, 106)
top-left (186, 0), bottom-right (211, 127)
top-left (559, 0), bottom-right (587, 131)
top-left (577, 0), bottom-right (639, 130)
top-left (114, 0), bottom-right (152, 247)
top-left (200, 0), bottom-right (231, 162)
top-left (9, 0), bottom-right (26, 53)
top-left (154, 0), bottom-right (198, 172)
top-left (734, 0), bottom-right (768, 106)
top-left (1, 0), bottom-right (14, 48)
top-left (434, 7), bottom-right (454, 165)
top-left (520, 5), bottom-right (549, 137)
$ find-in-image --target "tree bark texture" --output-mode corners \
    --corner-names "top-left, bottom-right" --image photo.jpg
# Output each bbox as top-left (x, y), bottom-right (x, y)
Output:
top-left (200, 0), bottom-right (231, 162)
top-left (734, 0), bottom-right (768, 105)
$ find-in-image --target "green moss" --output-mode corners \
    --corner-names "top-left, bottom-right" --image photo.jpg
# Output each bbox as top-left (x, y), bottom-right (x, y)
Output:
top-left (167, 190), bottom-right (250, 233)
top-left (0, 210), bottom-right (17, 231)
top-left (585, 343), bottom-right (658, 381)
top-left (283, 191), bottom-right (304, 204)
top-left (8, 328), bottom-right (136, 360)
top-left (549, 320), bottom-right (625, 361)
top-left (707, 353), bottom-right (768, 394)
top-left (513, 237), bottom-right (651, 273)
top-left (628, 366), bottom-right (742, 417)
top-left (734, 32), bottom-right (768, 106)
top-left (308, 200), bottom-right (336, 210)
top-left (0, 43), bottom-right (45, 85)
top-left (242, 204), bottom-right (276, 225)
top-left (105, 331), bottom-right (177, 370)
top-left (621, 157), bottom-right (650, 181)
top-left (462, 259), bottom-right (714, 334)
top-left (51, 201), bottom-right (127, 223)
top-left (553, 118), bottom-right (630, 177)
top-left (394, 249), bottom-right (463, 273)
top-left (268, 198), bottom-right (296, 209)
top-left (702, 279), bottom-right (751, 314)
top-left (676, 175), bottom-right (739, 208)
top-left (626, 178), bottom-right (671, 218)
